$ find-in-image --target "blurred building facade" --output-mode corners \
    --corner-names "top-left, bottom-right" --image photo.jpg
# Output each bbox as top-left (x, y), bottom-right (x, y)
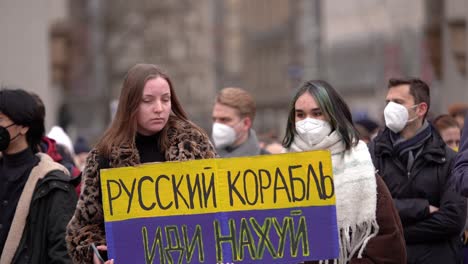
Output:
top-left (65, 0), bottom-right (217, 142)
top-left (216, 0), bottom-right (468, 132)
top-left (215, 0), bottom-right (302, 137)
top-left (437, 0), bottom-right (468, 111)
top-left (0, 0), bottom-right (68, 131)
top-left (1, 0), bottom-right (466, 143)
top-left (320, 0), bottom-right (429, 122)
top-left (315, 0), bottom-right (467, 124)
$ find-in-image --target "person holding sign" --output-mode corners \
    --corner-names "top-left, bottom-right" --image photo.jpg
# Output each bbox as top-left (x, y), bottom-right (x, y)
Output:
top-left (282, 80), bottom-right (406, 263)
top-left (65, 64), bottom-right (217, 263)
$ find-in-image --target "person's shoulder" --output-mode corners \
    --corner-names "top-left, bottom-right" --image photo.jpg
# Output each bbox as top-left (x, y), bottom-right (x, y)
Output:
top-left (429, 130), bottom-right (456, 158)
top-left (93, 149), bottom-right (110, 169)
top-left (79, 147), bottom-right (110, 173)
top-left (369, 129), bottom-right (393, 152)
top-left (355, 140), bottom-right (369, 150)
top-left (166, 118), bottom-right (217, 159)
top-left (36, 162), bottom-right (75, 194)
top-left (372, 127), bottom-right (389, 142)
top-left (35, 153), bottom-right (70, 177)
top-left (348, 140), bottom-right (372, 156)
top-left (170, 118), bottom-right (201, 132)
top-left (168, 118), bottom-right (209, 140)
top-left (42, 168), bottom-right (71, 183)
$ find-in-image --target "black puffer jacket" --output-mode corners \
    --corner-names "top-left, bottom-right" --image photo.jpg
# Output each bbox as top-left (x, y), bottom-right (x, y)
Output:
top-left (11, 169), bottom-right (77, 263)
top-left (369, 127), bottom-right (466, 262)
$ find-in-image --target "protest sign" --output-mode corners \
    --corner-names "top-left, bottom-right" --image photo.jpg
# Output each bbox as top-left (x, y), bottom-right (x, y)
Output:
top-left (100, 150), bottom-right (339, 263)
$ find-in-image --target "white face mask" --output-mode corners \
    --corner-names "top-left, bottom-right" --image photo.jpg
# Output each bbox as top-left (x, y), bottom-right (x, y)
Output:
top-left (384, 101), bottom-right (418, 133)
top-left (212, 122), bottom-right (237, 148)
top-left (295, 118), bottom-right (332, 146)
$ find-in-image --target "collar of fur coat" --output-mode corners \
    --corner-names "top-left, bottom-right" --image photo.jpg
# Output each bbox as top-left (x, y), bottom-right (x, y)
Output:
top-left (99, 118), bottom-right (217, 169)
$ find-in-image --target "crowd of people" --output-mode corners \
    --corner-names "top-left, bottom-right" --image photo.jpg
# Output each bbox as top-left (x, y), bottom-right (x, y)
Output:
top-left (1, 63), bottom-right (468, 264)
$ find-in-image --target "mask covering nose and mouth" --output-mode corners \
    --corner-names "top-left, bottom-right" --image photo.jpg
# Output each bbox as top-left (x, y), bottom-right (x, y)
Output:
top-left (212, 122), bottom-right (237, 148)
top-left (295, 118), bottom-right (332, 146)
top-left (0, 123), bottom-right (17, 151)
top-left (384, 102), bottom-right (419, 133)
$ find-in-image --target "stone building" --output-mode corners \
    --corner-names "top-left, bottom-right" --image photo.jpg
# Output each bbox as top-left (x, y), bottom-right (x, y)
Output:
top-left (67, 0), bottom-right (305, 141)
top-left (431, 0), bottom-right (468, 111)
top-left (65, 0), bottom-right (217, 141)
top-left (215, 0), bottom-right (303, 138)
top-left (0, 0), bottom-right (68, 131)
top-left (4, 0), bottom-right (463, 143)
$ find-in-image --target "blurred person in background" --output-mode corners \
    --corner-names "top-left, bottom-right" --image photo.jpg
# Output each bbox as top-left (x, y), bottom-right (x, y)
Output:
top-left (282, 80), bottom-right (406, 263)
top-left (31, 93), bottom-right (82, 195)
top-left (452, 114), bottom-right (468, 264)
top-left (433, 114), bottom-right (465, 259)
top-left (433, 114), bottom-right (461, 151)
top-left (258, 131), bottom-right (283, 154)
top-left (47, 125), bottom-right (80, 178)
top-left (449, 103), bottom-right (468, 129)
top-left (73, 136), bottom-right (91, 171)
top-left (369, 77), bottom-right (466, 264)
top-left (48, 125), bottom-right (75, 157)
top-left (211, 87), bottom-right (269, 157)
top-left (0, 88), bottom-right (76, 263)
top-left (264, 141), bottom-right (283, 154)
top-left (455, 115), bottom-right (468, 197)
top-left (66, 63), bottom-right (217, 263)
top-left (354, 117), bottom-right (380, 144)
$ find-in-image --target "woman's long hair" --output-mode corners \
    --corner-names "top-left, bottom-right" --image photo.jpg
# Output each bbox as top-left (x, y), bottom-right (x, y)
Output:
top-left (282, 80), bottom-right (359, 151)
top-left (96, 64), bottom-right (199, 157)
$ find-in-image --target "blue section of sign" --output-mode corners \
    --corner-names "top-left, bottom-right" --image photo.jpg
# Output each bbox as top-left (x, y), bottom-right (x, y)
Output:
top-left (105, 206), bottom-right (339, 263)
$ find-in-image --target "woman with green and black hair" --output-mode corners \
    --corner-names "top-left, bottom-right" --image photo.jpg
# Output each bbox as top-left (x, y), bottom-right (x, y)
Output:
top-left (282, 80), bottom-right (406, 264)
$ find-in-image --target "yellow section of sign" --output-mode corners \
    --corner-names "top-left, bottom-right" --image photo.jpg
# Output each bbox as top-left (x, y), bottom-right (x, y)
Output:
top-left (101, 150), bottom-right (335, 222)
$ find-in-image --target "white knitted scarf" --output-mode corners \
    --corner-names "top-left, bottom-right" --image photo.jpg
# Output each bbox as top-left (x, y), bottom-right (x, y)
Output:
top-left (286, 131), bottom-right (379, 264)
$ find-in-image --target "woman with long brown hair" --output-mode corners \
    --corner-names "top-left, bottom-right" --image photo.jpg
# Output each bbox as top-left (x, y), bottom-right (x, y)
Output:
top-left (66, 64), bottom-right (217, 263)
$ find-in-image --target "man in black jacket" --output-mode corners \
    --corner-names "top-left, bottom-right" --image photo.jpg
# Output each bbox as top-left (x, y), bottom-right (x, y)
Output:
top-left (369, 77), bottom-right (466, 264)
top-left (0, 88), bottom-right (77, 263)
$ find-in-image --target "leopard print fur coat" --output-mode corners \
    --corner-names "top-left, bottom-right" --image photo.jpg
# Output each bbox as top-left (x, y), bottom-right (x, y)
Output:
top-left (65, 119), bottom-right (217, 263)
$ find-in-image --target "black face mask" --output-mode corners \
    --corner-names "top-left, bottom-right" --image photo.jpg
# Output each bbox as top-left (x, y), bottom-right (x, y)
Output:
top-left (0, 123), bottom-right (16, 151)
